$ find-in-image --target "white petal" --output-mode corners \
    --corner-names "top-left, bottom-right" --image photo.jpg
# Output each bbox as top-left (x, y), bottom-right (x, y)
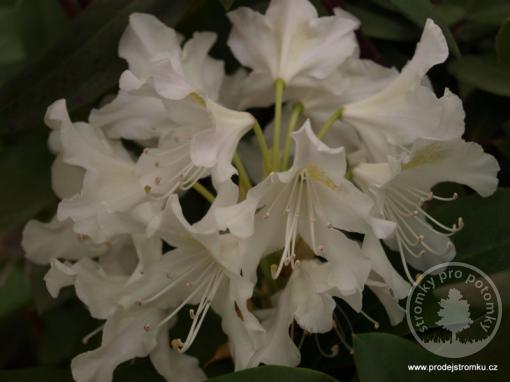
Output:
top-left (312, 177), bottom-right (395, 239)
top-left (73, 258), bottom-right (129, 319)
top-left (227, 0), bottom-right (358, 85)
top-left (89, 91), bottom-right (170, 142)
top-left (190, 99), bottom-right (254, 183)
top-left (291, 120), bottom-right (346, 185)
top-left (118, 13), bottom-right (181, 83)
top-left (51, 155), bottom-right (84, 200)
top-left (150, 326), bottom-right (206, 382)
top-left (289, 261), bottom-right (336, 333)
top-left (249, 287), bottom-right (301, 367)
top-left (44, 259), bottom-right (76, 298)
top-left (71, 307), bottom-right (163, 382)
top-left (398, 139), bottom-right (499, 197)
top-left (22, 217), bottom-right (107, 265)
top-left (182, 32), bottom-right (224, 100)
top-left (343, 19), bottom-right (463, 148)
top-left (368, 283), bottom-right (406, 325)
top-left (362, 232), bottom-right (410, 299)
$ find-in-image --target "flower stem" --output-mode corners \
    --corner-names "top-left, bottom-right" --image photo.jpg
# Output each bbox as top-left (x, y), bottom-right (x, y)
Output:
top-left (281, 102), bottom-right (303, 170)
top-left (317, 107), bottom-right (344, 139)
top-left (233, 152), bottom-right (252, 194)
top-left (272, 78), bottom-right (286, 171)
top-left (192, 182), bottom-right (215, 203)
top-left (252, 121), bottom-right (271, 172)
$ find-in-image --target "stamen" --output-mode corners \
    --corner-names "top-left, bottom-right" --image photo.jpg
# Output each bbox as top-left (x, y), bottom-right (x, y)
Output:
top-left (314, 334), bottom-right (339, 358)
top-left (395, 233), bottom-right (418, 285)
top-left (431, 192), bottom-right (458, 201)
top-left (171, 338), bottom-right (184, 350)
top-left (262, 177), bottom-right (295, 218)
top-left (305, 176), bottom-right (318, 251)
top-left (360, 310), bottom-right (379, 329)
top-left (155, 269), bottom-right (224, 353)
top-left (298, 331), bottom-right (307, 349)
top-left (275, 174), bottom-right (304, 279)
top-left (177, 271), bottom-right (224, 352)
top-left (82, 324), bottom-right (105, 344)
top-left (140, 259), bottom-right (212, 305)
top-left (333, 312), bottom-right (353, 354)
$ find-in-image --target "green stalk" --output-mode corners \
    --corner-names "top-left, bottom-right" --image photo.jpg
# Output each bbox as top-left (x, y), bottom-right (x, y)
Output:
top-left (317, 107), bottom-right (344, 139)
top-left (233, 152), bottom-right (252, 194)
top-left (281, 102), bottom-right (304, 170)
top-left (192, 182), bottom-right (215, 203)
top-left (272, 78), bottom-right (286, 171)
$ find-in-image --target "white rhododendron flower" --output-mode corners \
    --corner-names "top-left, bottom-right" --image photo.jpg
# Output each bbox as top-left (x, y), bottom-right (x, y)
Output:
top-left (21, 1), bottom-right (499, 381)
top-left (352, 139), bottom-right (499, 275)
top-left (227, 0), bottom-right (359, 107)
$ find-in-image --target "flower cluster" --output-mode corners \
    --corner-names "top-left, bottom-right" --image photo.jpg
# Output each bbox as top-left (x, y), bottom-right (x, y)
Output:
top-left (22, 0), bottom-right (499, 381)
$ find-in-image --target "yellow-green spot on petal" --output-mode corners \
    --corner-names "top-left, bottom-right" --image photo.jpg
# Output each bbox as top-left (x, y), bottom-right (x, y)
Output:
top-left (306, 165), bottom-right (339, 191)
top-left (144, 185), bottom-right (152, 194)
top-left (402, 143), bottom-right (446, 170)
top-left (189, 92), bottom-right (206, 107)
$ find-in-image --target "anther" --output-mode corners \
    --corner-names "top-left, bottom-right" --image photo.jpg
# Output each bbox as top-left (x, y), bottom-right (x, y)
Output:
top-left (171, 338), bottom-right (184, 350)
top-left (144, 185), bottom-right (152, 194)
top-left (143, 324), bottom-right (151, 332)
top-left (360, 311), bottom-right (379, 329)
top-left (155, 177), bottom-right (161, 185)
top-left (270, 264), bottom-right (278, 279)
top-left (77, 234), bottom-right (88, 241)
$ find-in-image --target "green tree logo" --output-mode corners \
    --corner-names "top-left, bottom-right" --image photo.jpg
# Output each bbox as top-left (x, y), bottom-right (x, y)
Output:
top-left (436, 288), bottom-right (473, 343)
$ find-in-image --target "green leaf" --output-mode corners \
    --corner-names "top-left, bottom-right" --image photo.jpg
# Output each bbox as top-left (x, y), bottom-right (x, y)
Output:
top-left (496, 17), bottom-right (510, 65)
top-left (0, 266), bottom-right (32, 320)
top-left (0, 368), bottom-right (73, 382)
top-left (344, 4), bottom-right (418, 41)
top-left (38, 303), bottom-right (99, 365)
top-left (448, 55), bottom-right (510, 97)
top-left (434, 3), bottom-right (466, 26)
top-left (432, 188), bottom-right (510, 274)
top-left (0, 7), bottom-right (26, 64)
top-left (0, 130), bottom-right (55, 232)
top-left (218, 0), bottom-right (236, 10)
top-left (467, 3), bottom-right (510, 26)
top-left (208, 366), bottom-right (339, 382)
top-left (113, 358), bottom-right (166, 381)
top-left (388, 0), bottom-right (461, 58)
top-left (353, 333), bottom-right (466, 382)
top-left (0, 0), bottom-right (190, 133)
